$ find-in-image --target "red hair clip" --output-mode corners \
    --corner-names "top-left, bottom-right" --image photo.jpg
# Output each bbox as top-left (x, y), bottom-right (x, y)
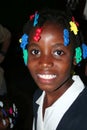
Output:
top-left (33, 28), bottom-right (42, 42)
top-left (72, 16), bottom-right (79, 27)
top-left (30, 14), bottom-right (35, 21)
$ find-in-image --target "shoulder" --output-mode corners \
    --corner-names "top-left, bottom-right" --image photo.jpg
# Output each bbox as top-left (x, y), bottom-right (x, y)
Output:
top-left (78, 86), bottom-right (87, 105)
top-left (33, 88), bottom-right (43, 103)
top-left (33, 89), bottom-right (43, 116)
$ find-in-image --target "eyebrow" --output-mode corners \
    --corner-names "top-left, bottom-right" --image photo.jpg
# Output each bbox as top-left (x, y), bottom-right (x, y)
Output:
top-left (28, 43), bottom-right (39, 48)
top-left (28, 43), bottom-right (65, 49)
top-left (52, 43), bottom-right (64, 48)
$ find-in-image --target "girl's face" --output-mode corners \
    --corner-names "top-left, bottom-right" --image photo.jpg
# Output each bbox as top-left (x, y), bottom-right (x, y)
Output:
top-left (28, 23), bottom-right (75, 94)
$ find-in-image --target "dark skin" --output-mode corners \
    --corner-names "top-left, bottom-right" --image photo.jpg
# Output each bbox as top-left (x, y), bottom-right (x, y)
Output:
top-left (27, 22), bottom-right (76, 117)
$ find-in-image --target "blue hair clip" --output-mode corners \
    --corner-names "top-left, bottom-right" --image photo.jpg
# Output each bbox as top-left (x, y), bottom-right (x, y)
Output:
top-left (20, 34), bottom-right (28, 49)
top-left (63, 29), bottom-right (69, 46)
top-left (19, 33), bottom-right (29, 65)
top-left (33, 12), bottom-right (39, 26)
top-left (82, 43), bottom-right (87, 59)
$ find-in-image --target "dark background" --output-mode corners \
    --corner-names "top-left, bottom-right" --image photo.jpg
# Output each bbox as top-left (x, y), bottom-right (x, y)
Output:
top-left (0, 0), bottom-right (68, 95)
top-left (1, 1), bottom-right (68, 129)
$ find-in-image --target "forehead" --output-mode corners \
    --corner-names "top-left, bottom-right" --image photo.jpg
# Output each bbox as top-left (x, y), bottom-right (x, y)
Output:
top-left (43, 22), bottom-right (63, 33)
top-left (29, 22), bottom-right (64, 40)
top-left (28, 22), bottom-right (74, 52)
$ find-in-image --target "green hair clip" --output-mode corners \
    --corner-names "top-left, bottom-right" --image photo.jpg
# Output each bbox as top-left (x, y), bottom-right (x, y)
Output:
top-left (23, 49), bottom-right (28, 66)
top-left (75, 47), bottom-right (82, 64)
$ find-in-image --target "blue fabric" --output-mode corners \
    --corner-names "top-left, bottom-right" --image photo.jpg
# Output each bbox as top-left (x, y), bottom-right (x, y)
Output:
top-left (33, 86), bottom-right (87, 130)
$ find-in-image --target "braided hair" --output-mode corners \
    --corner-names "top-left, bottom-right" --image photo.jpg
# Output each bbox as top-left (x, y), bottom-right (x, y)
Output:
top-left (20, 8), bottom-right (87, 65)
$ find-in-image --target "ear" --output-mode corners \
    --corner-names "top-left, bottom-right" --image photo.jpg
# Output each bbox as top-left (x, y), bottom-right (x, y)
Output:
top-left (73, 57), bottom-right (77, 66)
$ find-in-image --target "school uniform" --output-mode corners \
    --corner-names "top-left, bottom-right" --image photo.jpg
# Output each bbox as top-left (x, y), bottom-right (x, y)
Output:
top-left (33, 75), bottom-right (87, 130)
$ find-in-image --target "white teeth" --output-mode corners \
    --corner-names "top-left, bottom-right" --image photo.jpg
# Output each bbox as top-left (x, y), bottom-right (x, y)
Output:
top-left (38, 74), bottom-right (56, 79)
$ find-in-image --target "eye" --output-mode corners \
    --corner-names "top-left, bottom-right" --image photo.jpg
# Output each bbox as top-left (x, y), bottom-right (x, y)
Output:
top-left (53, 50), bottom-right (64, 56)
top-left (31, 49), bottom-right (40, 55)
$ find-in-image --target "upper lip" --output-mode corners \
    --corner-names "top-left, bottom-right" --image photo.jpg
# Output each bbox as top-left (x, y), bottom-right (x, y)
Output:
top-left (37, 72), bottom-right (56, 79)
top-left (37, 70), bottom-right (54, 75)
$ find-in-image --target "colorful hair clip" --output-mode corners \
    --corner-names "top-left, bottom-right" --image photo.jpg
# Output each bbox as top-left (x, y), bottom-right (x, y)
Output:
top-left (23, 49), bottom-right (28, 66)
top-left (30, 14), bottom-right (35, 21)
top-left (20, 33), bottom-right (28, 49)
top-left (72, 17), bottom-right (79, 26)
top-left (82, 43), bottom-right (87, 59)
top-left (19, 34), bottom-right (28, 65)
top-left (33, 28), bottom-right (42, 42)
top-left (69, 16), bottom-right (79, 35)
top-left (33, 12), bottom-right (39, 26)
top-left (63, 29), bottom-right (69, 46)
top-left (75, 47), bottom-right (82, 64)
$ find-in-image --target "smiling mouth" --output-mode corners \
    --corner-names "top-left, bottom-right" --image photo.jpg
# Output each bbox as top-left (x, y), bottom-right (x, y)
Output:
top-left (37, 74), bottom-right (56, 80)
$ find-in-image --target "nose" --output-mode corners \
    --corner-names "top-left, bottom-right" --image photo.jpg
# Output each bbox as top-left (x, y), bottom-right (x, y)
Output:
top-left (39, 55), bottom-right (54, 69)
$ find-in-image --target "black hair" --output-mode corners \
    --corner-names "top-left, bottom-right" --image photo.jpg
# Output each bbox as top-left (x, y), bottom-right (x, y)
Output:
top-left (23, 8), bottom-right (84, 49)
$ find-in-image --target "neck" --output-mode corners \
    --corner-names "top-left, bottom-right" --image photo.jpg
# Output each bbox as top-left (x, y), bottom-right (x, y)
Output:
top-left (43, 76), bottom-right (74, 110)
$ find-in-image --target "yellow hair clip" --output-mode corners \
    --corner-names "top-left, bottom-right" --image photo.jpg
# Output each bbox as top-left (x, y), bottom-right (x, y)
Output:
top-left (69, 16), bottom-right (79, 35)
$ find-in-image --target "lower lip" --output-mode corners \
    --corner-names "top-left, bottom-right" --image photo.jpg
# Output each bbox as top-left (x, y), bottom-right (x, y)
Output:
top-left (37, 76), bottom-right (56, 84)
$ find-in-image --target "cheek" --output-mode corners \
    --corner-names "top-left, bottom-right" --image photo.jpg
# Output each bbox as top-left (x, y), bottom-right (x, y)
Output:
top-left (56, 58), bottom-right (73, 74)
top-left (27, 61), bottom-right (33, 71)
top-left (58, 64), bottom-right (70, 74)
top-left (27, 58), bottom-right (36, 73)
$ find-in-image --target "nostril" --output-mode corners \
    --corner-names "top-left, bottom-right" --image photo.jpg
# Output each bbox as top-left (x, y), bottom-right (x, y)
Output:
top-left (39, 61), bottom-right (53, 68)
top-left (39, 55), bottom-right (54, 68)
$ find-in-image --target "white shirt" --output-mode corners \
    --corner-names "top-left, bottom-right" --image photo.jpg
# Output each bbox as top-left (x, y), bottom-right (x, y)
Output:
top-left (33, 75), bottom-right (85, 130)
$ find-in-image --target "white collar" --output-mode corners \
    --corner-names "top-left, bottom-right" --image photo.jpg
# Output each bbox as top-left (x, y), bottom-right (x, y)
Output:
top-left (36, 75), bottom-right (85, 106)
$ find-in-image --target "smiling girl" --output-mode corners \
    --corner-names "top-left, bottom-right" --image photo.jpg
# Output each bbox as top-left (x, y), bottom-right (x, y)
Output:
top-left (20, 8), bottom-right (87, 130)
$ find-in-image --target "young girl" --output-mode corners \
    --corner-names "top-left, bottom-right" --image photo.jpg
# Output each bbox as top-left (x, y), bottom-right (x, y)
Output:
top-left (20, 8), bottom-right (87, 130)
